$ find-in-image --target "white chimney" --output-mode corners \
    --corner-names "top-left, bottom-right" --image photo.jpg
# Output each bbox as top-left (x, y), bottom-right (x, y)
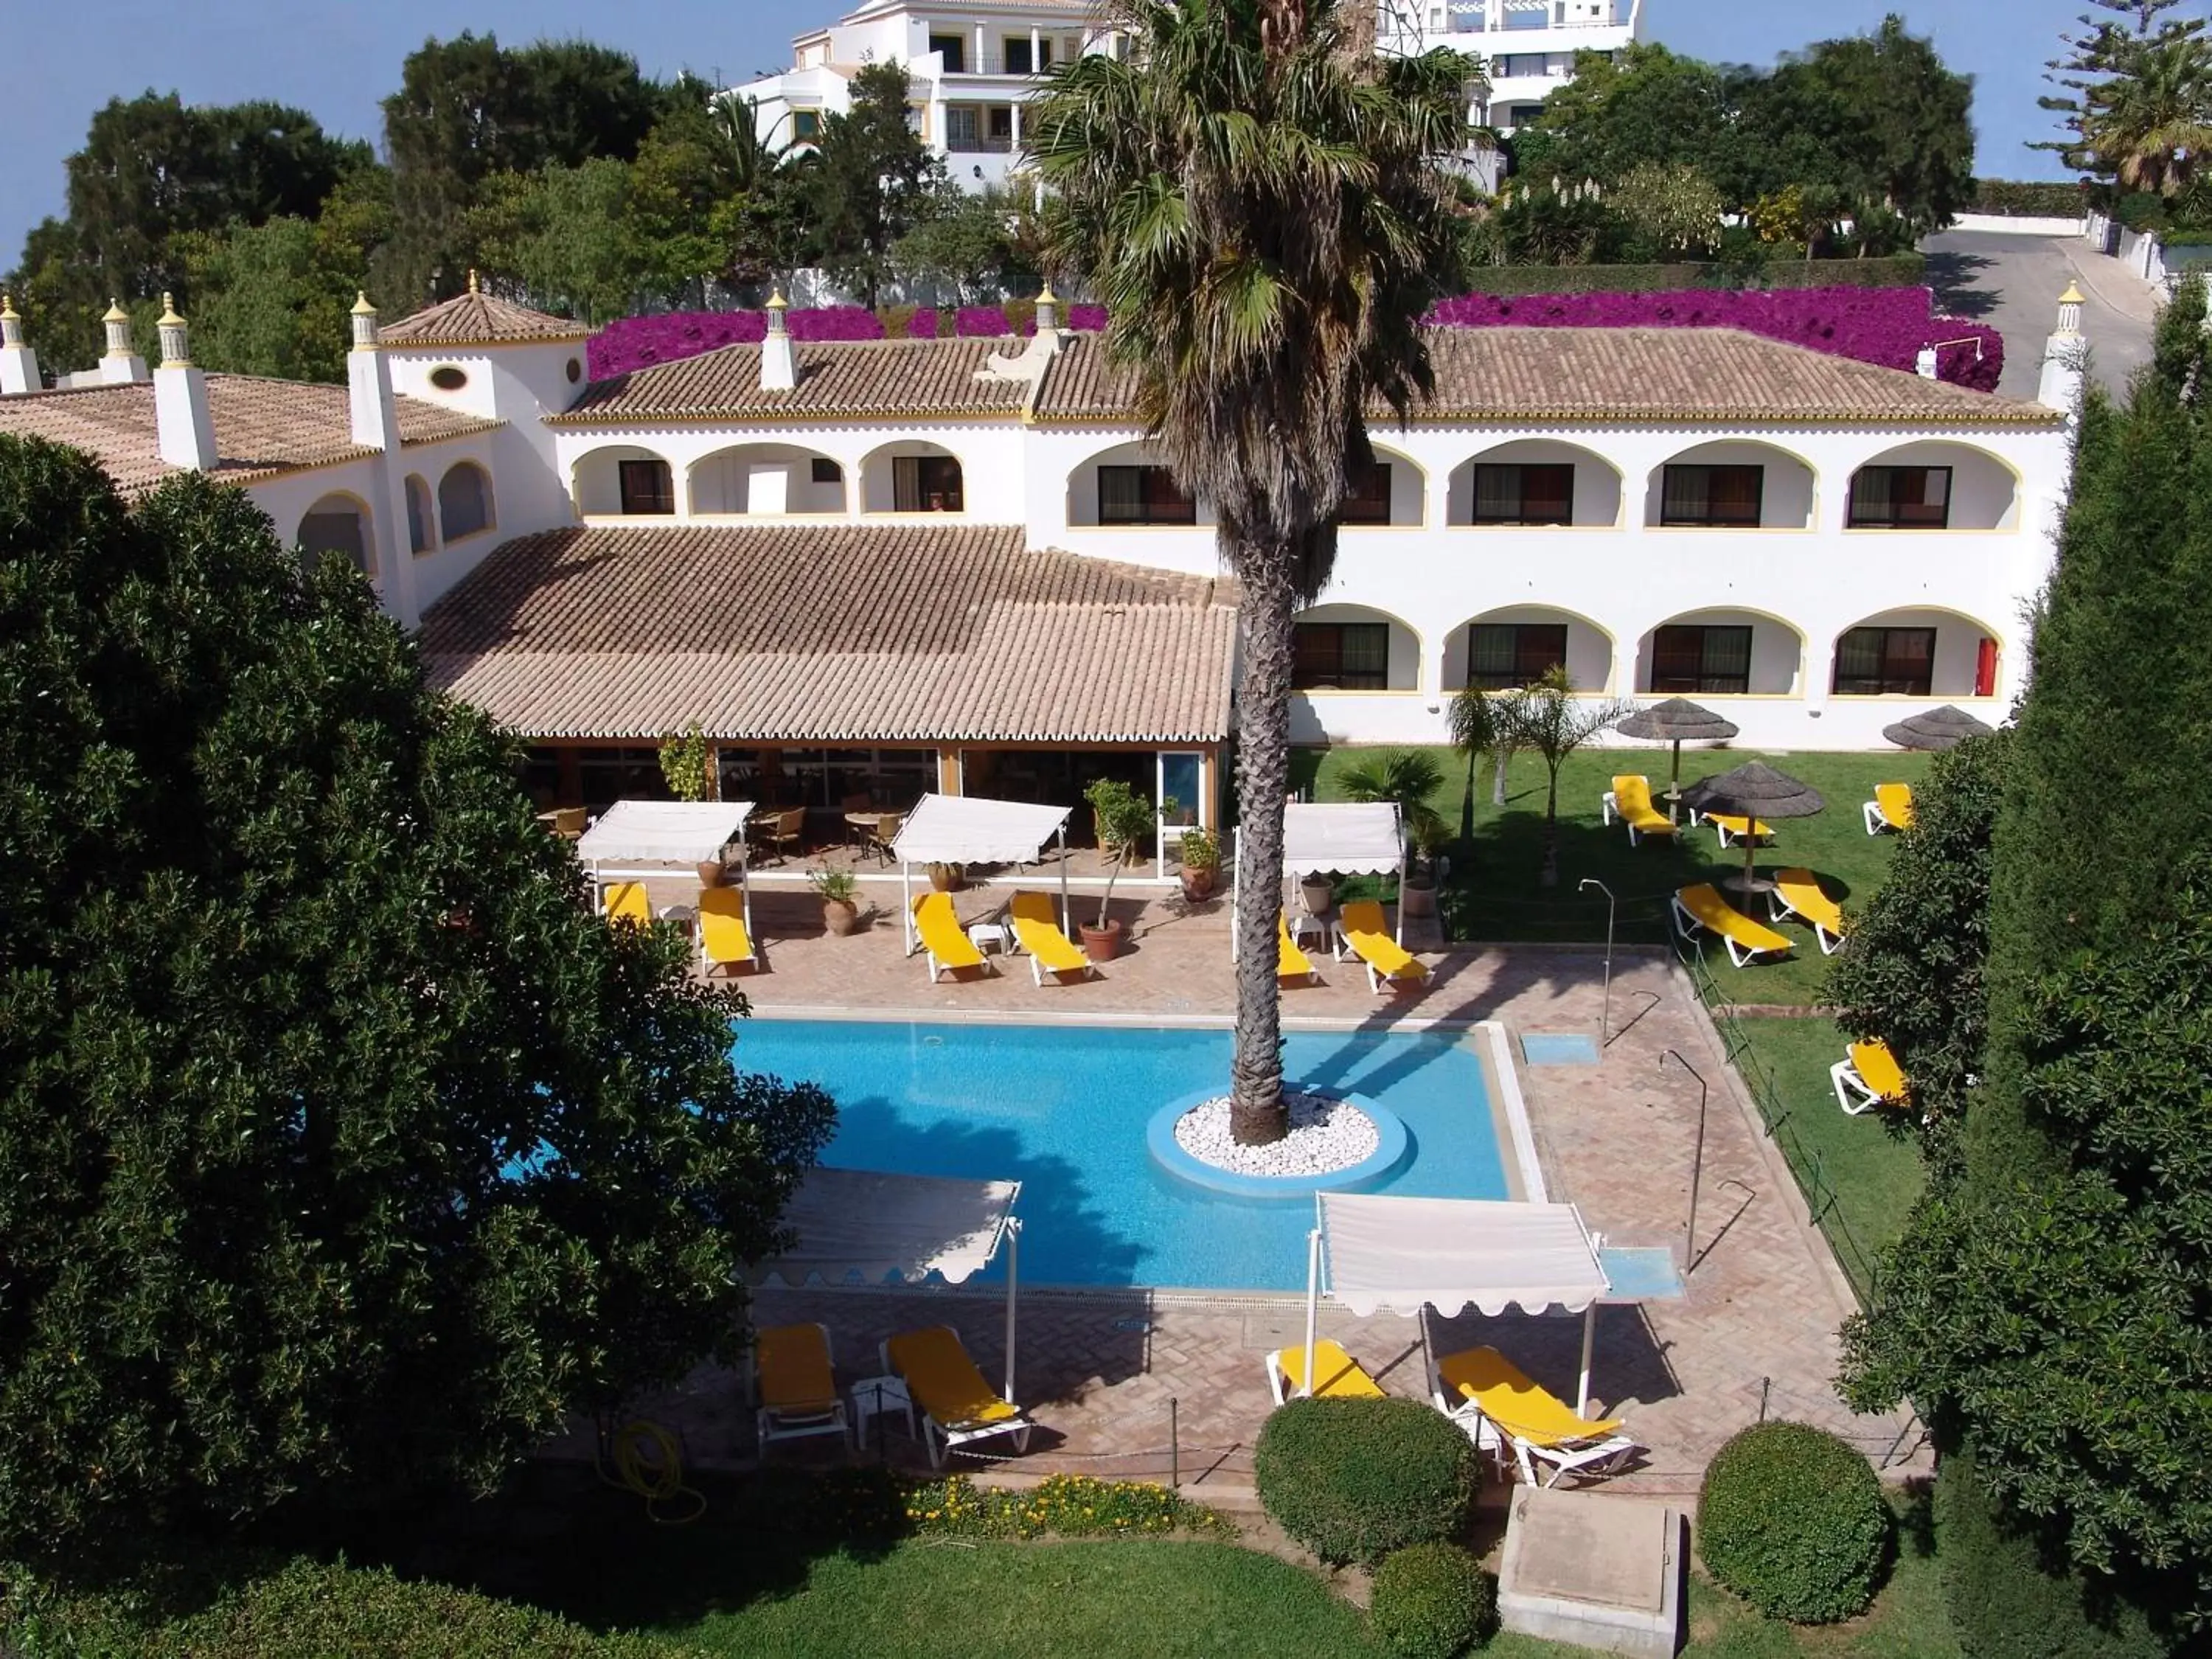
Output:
top-left (1032, 281), bottom-right (1062, 353)
top-left (0, 293), bottom-right (38, 395)
top-left (152, 294), bottom-right (218, 471)
top-left (1913, 345), bottom-right (1938, 379)
top-left (2037, 282), bottom-right (2087, 418)
top-left (99, 299), bottom-right (148, 384)
top-left (346, 291), bottom-right (397, 449)
top-left (759, 289), bottom-right (796, 392)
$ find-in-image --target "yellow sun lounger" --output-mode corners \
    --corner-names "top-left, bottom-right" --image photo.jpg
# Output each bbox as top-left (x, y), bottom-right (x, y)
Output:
top-left (751, 1323), bottom-right (849, 1451)
top-left (1768, 867), bottom-right (1847, 954)
top-left (1671, 883), bottom-right (1792, 967)
top-left (1601, 775), bottom-right (1675, 846)
top-left (1265, 1339), bottom-right (1388, 1405)
top-left (1333, 898), bottom-right (1428, 993)
top-left (1279, 914), bottom-right (1320, 984)
top-left (1430, 1346), bottom-right (1637, 1488)
top-left (698, 884), bottom-right (759, 975)
top-left (883, 1326), bottom-right (1032, 1470)
top-left (1008, 891), bottom-right (1096, 986)
top-left (601, 880), bottom-right (652, 928)
top-left (913, 890), bottom-right (990, 982)
top-left (1864, 782), bottom-right (1916, 835)
top-left (1832, 1038), bottom-right (1910, 1116)
top-left (1701, 811), bottom-right (1773, 848)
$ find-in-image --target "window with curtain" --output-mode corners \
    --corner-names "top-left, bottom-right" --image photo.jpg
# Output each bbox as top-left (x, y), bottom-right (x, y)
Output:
top-left (1471, 462), bottom-right (1573, 525)
top-left (1339, 462), bottom-right (1394, 524)
top-left (1293, 622), bottom-right (1391, 690)
top-left (1651, 625), bottom-right (1753, 694)
top-left (1467, 623), bottom-right (1569, 689)
top-left (1658, 464), bottom-right (1763, 526)
top-left (1098, 464), bottom-right (1196, 524)
top-left (893, 454), bottom-right (964, 511)
top-left (438, 462), bottom-right (494, 539)
top-left (1847, 465), bottom-right (1952, 529)
top-left (1831, 627), bottom-right (1936, 695)
top-left (617, 459), bottom-right (675, 515)
top-left (945, 107), bottom-right (979, 148)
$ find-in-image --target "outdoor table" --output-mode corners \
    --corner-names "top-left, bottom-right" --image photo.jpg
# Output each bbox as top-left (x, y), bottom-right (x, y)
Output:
top-left (849, 1374), bottom-right (914, 1442)
top-left (967, 920), bottom-right (1009, 956)
top-left (844, 810), bottom-right (880, 848)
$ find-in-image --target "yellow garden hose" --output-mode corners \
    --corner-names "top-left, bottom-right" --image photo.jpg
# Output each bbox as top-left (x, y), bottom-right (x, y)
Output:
top-left (597, 1418), bottom-right (707, 1524)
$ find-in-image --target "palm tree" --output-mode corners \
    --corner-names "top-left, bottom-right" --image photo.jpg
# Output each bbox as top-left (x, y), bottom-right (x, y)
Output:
top-left (1495, 667), bottom-right (1634, 888)
top-left (2085, 35), bottom-right (2212, 198)
top-left (1446, 683), bottom-right (1495, 846)
top-left (1027, 0), bottom-right (1476, 1145)
top-left (1336, 748), bottom-right (1447, 851)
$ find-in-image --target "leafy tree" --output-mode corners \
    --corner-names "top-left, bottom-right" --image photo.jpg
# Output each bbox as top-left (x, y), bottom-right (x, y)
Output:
top-left (1030, 0), bottom-right (1472, 1144)
top-left (1512, 45), bottom-right (1752, 207)
top-left (1824, 730), bottom-right (2008, 1157)
top-left (805, 63), bottom-right (945, 307)
top-left (893, 186), bottom-right (1035, 302)
top-left (0, 437), bottom-right (834, 1557)
top-left (472, 159), bottom-right (641, 324)
top-left (1611, 161), bottom-right (1723, 257)
top-left (2039, 0), bottom-right (2209, 188)
top-left (1495, 667), bottom-right (1632, 887)
top-left (2083, 33), bottom-right (2212, 198)
top-left (1843, 279), bottom-right (2212, 1630)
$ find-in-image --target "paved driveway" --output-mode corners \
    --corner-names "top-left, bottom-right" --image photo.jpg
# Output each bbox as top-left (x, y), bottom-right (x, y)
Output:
top-left (1922, 229), bottom-right (2159, 400)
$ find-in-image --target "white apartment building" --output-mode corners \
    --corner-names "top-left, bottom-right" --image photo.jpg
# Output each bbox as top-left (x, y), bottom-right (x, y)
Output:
top-left (0, 281), bottom-right (2083, 834)
top-left (728, 0), bottom-right (1640, 198)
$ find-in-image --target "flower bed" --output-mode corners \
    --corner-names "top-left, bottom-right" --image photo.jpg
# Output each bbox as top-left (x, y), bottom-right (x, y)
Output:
top-left (788, 1466), bottom-right (1234, 1543)
top-left (588, 287), bottom-right (1996, 390)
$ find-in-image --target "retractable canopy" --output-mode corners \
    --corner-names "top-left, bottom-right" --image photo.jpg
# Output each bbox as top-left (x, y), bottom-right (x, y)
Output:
top-left (746, 1167), bottom-right (1020, 1287)
top-left (891, 793), bottom-right (1071, 865)
top-left (1318, 1192), bottom-right (1611, 1317)
top-left (1282, 801), bottom-right (1404, 879)
top-left (576, 799), bottom-right (754, 866)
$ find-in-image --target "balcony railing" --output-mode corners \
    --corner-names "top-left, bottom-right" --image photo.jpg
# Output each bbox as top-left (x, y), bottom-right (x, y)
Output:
top-left (945, 133), bottom-right (1016, 154)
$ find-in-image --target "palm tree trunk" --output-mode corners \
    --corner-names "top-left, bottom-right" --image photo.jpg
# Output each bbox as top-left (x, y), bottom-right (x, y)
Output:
top-left (1541, 767), bottom-right (1561, 887)
top-left (1230, 547), bottom-right (1295, 1147)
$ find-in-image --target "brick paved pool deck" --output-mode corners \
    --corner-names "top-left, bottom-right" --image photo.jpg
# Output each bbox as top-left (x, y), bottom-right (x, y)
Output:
top-left (559, 877), bottom-right (1924, 1499)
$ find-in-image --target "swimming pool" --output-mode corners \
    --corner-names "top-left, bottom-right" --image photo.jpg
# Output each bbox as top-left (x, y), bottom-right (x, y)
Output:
top-left (729, 1018), bottom-right (1513, 1292)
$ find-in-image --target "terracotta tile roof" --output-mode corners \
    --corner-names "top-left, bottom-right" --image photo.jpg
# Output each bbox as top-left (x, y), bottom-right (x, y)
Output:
top-left (551, 338), bottom-right (1035, 425)
top-left (0, 375), bottom-right (501, 493)
top-left (379, 289), bottom-right (594, 347)
top-left (1033, 328), bottom-right (2063, 426)
top-left (420, 522), bottom-right (1235, 744)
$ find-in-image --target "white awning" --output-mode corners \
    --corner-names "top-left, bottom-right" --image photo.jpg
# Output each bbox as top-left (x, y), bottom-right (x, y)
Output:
top-left (746, 1167), bottom-right (1020, 1287)
top-left (1318, 1192), bottom-right (1612, 1317)
top-left (576, 799), bottom-right (754, 868)
top-left (1283, 801), bottom-right (1403, 878)
top-left (891, 793), bottom-right (1071, 866)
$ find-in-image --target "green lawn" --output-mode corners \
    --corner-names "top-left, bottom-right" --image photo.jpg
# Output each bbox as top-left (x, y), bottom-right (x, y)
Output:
top-left (1722, 1015), bottom-right (1930, 1277)
top-left (1294, 745), bottom-right (1932, 1008)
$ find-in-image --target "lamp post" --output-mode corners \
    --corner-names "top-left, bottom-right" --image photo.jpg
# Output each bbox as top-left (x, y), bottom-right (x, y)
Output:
top-left (1579, 877), bottom-right (1615, 1047)
top-left (1660, 1049), bottom-right (1709, 1272)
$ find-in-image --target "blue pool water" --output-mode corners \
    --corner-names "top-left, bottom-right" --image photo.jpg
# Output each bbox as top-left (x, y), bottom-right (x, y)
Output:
top-left (729, 1018), bottom-right (1509, 1292)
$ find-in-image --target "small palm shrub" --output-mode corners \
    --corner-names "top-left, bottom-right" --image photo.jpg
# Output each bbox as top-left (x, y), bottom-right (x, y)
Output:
top-left (1255, 1397), bottom-right (1476, 1566)
top-left (1698, 1422), bottom-right (1891, 1623)
top-left (1371, 1542), bottom-right (1497, 1658)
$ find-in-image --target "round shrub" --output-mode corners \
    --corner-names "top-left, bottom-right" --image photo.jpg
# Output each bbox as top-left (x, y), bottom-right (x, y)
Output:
top-left (1697, 1421), bottom-right (1890, 1624)
top-left (1254, 1396), bottom-right (1475, 1567)
top-left (1371, 1542), bottom-right (1496, 1659)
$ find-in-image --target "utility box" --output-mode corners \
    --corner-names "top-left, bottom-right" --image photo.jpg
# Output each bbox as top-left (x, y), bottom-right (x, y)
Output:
top-left (1495, 1486), bottom-right (1686, 1658)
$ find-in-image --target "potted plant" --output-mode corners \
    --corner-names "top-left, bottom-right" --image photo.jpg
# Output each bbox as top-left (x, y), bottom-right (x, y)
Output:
top-left (1400, 814), bottom-right (1447, 922)
top-left (926, 860), bottom-right (965, 892)
top-left (1080, 776), bottom-right (1156, 961)
top-left (1300, 872), bottom-right (1337, 920)
top-left (808, 866), bottom-right (863, 936)
top-left (1178, 824), bottom-right (1220, 902)
top-left (658, 722), bottom-right (725, 886)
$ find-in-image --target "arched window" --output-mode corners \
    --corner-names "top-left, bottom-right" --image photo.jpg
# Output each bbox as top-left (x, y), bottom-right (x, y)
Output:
top-left (438, 462), bottom-right (495, 541)
top-left (297, 494), bottom-right (374, 577)
top-left (404, 475), bottom-right (435, 554)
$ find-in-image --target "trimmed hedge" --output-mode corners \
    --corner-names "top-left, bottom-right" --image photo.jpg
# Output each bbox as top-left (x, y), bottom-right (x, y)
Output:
top-left (1966, 181), bottom-right (2087, 218)
top-left (1934, 1450), bottom-right (2174, 1658)
top-left (1455, 254), bottom-right (1924, 295)
top-left (1697, 1422), bottom-right (1890, 1624)
top-left (1254, 1397), bottom-right (1476, 1567)
top-left (1371, 1543), bottom-right (1496, 1659)
top-left (0, 1555), bottom-right (686, 1658)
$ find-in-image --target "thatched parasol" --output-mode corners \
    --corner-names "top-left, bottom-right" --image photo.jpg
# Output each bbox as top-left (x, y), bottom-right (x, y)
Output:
top-left (1681, 761), bottom-right (1826, 902)
top-left (1615, 699), bottom-right (1741, 822)
top-left (1882, 705), bottom-right (1995, 751)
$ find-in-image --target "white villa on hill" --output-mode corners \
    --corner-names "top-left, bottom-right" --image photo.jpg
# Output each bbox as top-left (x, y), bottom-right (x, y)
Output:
top-left (0, 280), bottom-right (2081, 832)
top-left (726, 0), bottom-right (1641, 195)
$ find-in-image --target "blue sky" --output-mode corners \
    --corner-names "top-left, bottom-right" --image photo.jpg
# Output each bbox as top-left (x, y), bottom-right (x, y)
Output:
top-left (4, 0), bottom-right (2084, 273)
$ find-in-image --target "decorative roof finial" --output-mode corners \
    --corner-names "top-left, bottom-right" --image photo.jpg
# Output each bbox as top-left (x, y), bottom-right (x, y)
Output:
top-left (765, 288), bottom-right (789, 311)
top-left (1037, 280), bottom-right (1057, 305)
top-left (158, 292), bottom-right (184, 327)
top-left (103, 299), bottom-right (130, 324)
top-left (0, 293), bottom-right (18, 323)
top-left (2055, 282), bottom-right (2085, 338)
top-left (156, 294), bottom-right (191, 368)
top-left (467, 268), bottom-right (481, 295)
top-left (351, 291), bottom-right (378, 316)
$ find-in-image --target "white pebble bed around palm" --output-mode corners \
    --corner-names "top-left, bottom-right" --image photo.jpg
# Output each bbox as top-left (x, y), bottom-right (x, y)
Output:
top-left (1172, 1090), bottom-right (1380, 1178)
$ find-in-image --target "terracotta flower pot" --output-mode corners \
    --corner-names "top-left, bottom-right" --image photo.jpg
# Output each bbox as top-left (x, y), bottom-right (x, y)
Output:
top-left (822, 898), bottom-right (861, 936)
top-left (1401, 880), bottom-right (1436, 920)
top-left (1180, 866), bottom-right (1217, 902)
top-left (928, 861), bottom-right (964, 893)
top-left (696, 859), bottom-right (726, 888)
top-left (1300, 877), bottom-right (1335, 918)
top-left (1078, 919), bottom-right (1125, 964)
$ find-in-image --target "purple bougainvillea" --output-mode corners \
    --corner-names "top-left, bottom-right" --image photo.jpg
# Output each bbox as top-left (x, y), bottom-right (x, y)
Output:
top-left (585, 286), bottom-right (1998, 392)
top-left (1423, 286), bottom-right (2003, 392)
